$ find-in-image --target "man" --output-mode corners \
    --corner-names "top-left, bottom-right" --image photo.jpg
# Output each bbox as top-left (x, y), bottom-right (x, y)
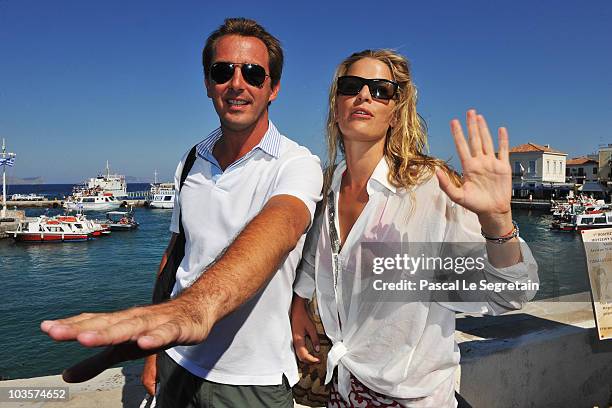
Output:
top-left (41, 18), bottom-right (323, 407)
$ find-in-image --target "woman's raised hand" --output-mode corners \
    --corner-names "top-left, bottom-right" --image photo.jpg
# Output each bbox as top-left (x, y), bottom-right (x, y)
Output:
top-left (436, 109), bottom-right (514, 236)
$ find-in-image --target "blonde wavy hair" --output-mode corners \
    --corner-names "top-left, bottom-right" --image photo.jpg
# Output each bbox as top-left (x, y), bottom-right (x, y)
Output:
top-left (323, 49), bottom-right (460, 196)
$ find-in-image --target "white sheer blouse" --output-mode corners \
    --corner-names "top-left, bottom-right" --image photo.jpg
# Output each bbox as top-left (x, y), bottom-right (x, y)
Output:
top-left (294, 158), bottom-right (539, 407)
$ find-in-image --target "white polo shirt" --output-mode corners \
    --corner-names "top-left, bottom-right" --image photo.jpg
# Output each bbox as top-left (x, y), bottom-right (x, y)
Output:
top-left (166, 121), bottom-right (323, 386)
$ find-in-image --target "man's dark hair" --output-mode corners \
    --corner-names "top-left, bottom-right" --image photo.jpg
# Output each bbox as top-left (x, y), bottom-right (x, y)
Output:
top-left (202, 18), bottom-right (283, 88)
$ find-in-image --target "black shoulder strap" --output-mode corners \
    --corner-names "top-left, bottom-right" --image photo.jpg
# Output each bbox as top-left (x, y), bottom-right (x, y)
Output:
top-left (180, 145), bottom-right (198, 192)
top-left (152, 145), bottom-right (198, 304)
top-left (178, 145), bottom-right (198, 236)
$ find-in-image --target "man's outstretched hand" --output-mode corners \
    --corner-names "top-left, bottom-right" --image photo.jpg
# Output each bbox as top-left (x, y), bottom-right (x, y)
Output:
top-left (40, 299), bottom-right (212, 382)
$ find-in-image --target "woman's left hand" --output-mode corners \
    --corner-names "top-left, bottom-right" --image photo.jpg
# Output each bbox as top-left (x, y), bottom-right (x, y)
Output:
top-left (436, 109), bottom-right (513, 235)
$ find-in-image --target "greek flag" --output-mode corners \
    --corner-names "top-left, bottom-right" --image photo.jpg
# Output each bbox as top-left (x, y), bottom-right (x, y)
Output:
top-left (0, 157), bottom-right (15, 167)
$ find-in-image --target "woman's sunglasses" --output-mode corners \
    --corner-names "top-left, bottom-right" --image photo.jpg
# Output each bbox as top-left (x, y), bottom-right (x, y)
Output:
top-left (209, 62), bottom-right (270, 88)
top-left (337, 76), bottom-right (399, 100)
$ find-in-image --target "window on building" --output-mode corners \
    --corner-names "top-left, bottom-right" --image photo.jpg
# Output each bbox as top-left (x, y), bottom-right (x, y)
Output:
top-left (528, 161), bottom-right (536, 174)
top-left (578, 168), bottom-right (584, 176)
top-left (593, 167), bottom-right (598, 175)
top-left (554, 161), bottom-right (557, 174)
top-left (547, 161), bottom-right (550, 174)
top-left (514, 162), bottom-right (521, 174)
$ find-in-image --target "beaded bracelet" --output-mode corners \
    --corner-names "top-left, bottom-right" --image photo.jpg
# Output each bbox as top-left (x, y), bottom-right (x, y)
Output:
top-left (481, 220), bottom-right (519, 244)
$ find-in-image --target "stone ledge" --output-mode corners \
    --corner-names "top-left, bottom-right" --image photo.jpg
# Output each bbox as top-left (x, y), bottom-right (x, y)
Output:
top-left (456, 292), bottom-right (612, 407)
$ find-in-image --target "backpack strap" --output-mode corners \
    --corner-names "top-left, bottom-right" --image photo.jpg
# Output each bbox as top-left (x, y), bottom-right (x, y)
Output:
top-left (179, 145), bottom-right (198, 191)
top-left (178, 145), bottom-right (198, 235)
top-left (152, 144), bottom-right (198, 304)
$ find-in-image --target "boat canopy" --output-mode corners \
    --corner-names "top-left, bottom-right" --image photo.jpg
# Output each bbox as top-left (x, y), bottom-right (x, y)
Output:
top-left (580, 182), bottom-right (606, 193)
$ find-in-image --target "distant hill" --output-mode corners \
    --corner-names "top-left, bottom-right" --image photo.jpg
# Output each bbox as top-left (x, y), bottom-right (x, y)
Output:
top-left (7, 176), bottom-right (44, 185)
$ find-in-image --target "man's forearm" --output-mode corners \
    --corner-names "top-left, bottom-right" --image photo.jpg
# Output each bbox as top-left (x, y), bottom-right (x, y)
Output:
top-left (176, 195), bottom-right (310, 327)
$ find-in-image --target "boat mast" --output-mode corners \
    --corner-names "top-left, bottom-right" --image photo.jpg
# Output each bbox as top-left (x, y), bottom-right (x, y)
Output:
top-left (154, 169), bottom-right (158, 185)
top-left (1, 138), bottom-right (17, 218)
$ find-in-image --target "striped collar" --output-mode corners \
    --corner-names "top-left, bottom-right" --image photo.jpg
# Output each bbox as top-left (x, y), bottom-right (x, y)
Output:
top-left (196, 120), bottom-right (282, 161)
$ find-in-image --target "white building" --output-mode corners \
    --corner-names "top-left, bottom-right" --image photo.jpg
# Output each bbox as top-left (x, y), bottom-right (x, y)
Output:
top-left (566, 157), bottom-right (599, 184)
top-left (509, 142), bottom-right (569, 198)
top-left (598, 144), bottom-right (612, 184)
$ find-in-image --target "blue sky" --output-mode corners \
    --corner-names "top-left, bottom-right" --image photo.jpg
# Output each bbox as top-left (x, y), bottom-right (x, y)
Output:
top-left (1, 0), bottom-right (610, 183)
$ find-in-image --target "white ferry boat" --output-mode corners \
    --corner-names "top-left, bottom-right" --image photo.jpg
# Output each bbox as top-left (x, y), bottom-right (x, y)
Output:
top-left (75, 161), bottom-right (128, 198)
top-left (148, 182), bottom-right (175, 209)
top-left (63, 193), bottom-right (122, 211)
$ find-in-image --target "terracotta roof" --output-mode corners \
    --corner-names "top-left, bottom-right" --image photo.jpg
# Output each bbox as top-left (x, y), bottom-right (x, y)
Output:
top-left (509, 142), bottom-right (566, 154)
top-left (567, 156), bottom-right (598, 166)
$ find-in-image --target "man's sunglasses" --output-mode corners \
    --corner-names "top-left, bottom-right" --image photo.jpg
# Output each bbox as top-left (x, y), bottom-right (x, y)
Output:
top-left (337, 76), bottom-right (399, 100)
top-left (209, 62), bottom-right (270, 88)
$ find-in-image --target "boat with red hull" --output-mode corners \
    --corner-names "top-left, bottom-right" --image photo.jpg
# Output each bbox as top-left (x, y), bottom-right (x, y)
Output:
top-left (7, 215), bottom-right (98, 242)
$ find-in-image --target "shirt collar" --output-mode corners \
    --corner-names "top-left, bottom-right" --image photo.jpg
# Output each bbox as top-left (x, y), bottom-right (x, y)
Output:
top-left (196, 120), bottom-right (281, 161)
top-left (369, 157), bottom-right (397, 193)
top-left (331, 157), bottom-right (397, 194)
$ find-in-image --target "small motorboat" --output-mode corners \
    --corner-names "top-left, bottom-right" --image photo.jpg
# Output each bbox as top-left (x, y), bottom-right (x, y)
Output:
top-left (7, 216), bottom-right (93, 242)
top-left (63, 192), bottom-right (122, 212)
top-left (105, 210), bottom-right (139, 231)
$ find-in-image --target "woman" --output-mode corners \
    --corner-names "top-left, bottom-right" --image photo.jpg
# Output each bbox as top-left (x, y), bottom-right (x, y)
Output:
top-left (291, 50), bottom-right (538, 407)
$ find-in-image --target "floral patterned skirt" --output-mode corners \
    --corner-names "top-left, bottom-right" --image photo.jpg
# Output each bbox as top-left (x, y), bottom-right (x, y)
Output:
top-left (328, 374), bottom-right (405, 408)
top-left (327, 373), bottom-right (458, 408)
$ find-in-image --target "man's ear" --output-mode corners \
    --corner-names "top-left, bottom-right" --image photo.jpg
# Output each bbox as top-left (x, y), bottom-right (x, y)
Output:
top-left (205, 78), bottom-right (212, 98)
top-left (268, 81), bottom-right (280, 103)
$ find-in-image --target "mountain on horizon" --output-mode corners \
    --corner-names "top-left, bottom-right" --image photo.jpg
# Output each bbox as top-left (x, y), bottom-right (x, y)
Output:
top-left (7, 176), bottom-right (44, 185)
